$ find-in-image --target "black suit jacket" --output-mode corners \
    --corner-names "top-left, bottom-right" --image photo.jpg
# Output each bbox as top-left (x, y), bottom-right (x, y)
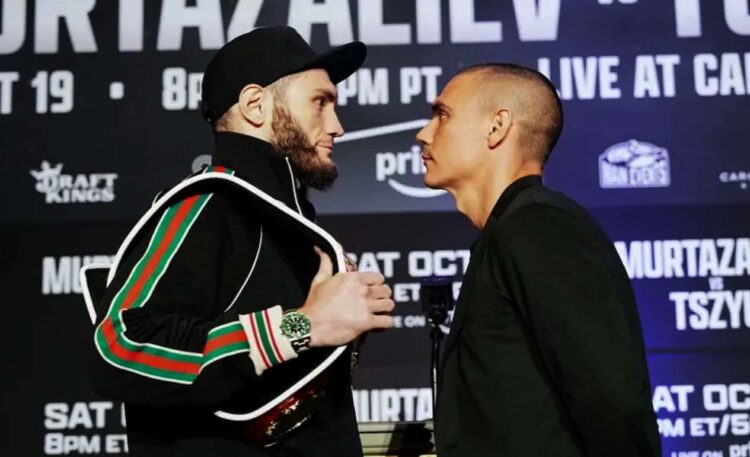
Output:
top-left (435, 175), bottom-right (661, 457)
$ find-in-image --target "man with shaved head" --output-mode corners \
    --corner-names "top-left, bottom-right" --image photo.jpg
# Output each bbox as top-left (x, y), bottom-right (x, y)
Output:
top-left (418, 64), bottom-right (661, 456)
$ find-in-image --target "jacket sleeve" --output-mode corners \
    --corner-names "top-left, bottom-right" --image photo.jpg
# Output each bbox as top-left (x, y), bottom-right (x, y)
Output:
top-left (89, 191), bottom-right (298, 406)
top-left (491, 204), bottom-right (661, 457)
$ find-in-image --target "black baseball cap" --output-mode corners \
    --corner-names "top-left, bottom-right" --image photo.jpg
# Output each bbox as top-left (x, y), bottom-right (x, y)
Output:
top-left (200, 26), bottom-right (366, 124)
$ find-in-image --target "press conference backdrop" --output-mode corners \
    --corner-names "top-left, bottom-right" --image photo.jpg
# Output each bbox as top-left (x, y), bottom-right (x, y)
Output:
top-left (1, 1), bottom-right (748, 455)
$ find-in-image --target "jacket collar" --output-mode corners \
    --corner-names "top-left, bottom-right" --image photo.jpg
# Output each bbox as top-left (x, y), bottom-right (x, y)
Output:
top-left (212, 132), bottom-right (315, 219)
top-left (467, 174), bottom-right (543, 251)
top-left (488, 174), bottom-right (543, 221)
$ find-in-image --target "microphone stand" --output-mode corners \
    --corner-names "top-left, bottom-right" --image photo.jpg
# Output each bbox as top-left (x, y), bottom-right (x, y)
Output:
top-left (428, 323), bottom-right (444, 410)
top-left (420, 277), bottom-right (455, 413)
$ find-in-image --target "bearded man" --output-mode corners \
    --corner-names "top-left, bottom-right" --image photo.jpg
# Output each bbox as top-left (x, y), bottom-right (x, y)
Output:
top-left (88, 26), bottom-right (394, 457)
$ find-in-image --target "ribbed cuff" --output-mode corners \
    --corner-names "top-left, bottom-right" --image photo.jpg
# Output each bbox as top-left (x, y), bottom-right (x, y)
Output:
top-left (239, 305), bottom-right (298, 376)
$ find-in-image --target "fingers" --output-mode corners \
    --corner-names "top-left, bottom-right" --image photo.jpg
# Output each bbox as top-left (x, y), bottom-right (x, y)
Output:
top-left (311, 246), bottom-right (333, 286)
top-left (357, 271), bottom-right (386, 286)
top-left (368, 284), bottom-right (392, 300)
top-left (369, 298), bottom-right (395, 314)
top-left (368, 314), bottom-right (394, 330)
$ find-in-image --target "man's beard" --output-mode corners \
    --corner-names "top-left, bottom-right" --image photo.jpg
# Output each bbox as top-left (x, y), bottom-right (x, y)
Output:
top-left (269, 103), bottom-right (338, 190)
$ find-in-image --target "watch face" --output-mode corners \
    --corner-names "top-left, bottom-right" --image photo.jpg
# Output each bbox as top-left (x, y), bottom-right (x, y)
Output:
top-left (281, 312), bottom-right (311, 339)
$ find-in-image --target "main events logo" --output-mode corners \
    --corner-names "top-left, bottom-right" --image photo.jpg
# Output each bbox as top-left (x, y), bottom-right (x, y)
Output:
top-left (599, 140), bottom-right (670, 189)
top-left (30, 161), bottom-right (118, 204)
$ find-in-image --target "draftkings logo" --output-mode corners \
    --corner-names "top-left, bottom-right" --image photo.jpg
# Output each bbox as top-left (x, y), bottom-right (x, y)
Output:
top-left (30, 161), bottom-right (118, 204)
top-left (599, 140), bottom-right (671, 189)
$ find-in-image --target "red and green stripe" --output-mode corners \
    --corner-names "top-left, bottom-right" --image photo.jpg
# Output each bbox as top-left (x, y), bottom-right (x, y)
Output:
top-left (248, 309), bottom-right (287, 370)
top-left (203, 321), bottom-right (249, 367)
top-left (94, 166), bottom-right (250, 384)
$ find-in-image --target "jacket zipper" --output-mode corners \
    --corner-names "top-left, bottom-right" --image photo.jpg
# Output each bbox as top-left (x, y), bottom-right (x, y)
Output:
top-left (284, 156), bottom-right (304, 215)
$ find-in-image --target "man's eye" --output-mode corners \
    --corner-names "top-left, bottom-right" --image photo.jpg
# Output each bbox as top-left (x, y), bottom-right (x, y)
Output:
top-left (315, 98), bottom-right (327, 108)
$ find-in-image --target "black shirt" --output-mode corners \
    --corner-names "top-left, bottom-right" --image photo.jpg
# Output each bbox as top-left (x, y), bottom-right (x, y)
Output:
top-left (435, 175), bottom-right (662, 457)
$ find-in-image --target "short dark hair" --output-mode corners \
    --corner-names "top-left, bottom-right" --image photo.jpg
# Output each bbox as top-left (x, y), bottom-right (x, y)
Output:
top-left (457, 63), bottom-right (563, 164)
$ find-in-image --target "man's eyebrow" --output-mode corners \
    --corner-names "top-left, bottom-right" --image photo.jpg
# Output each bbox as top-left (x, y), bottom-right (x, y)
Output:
top-left (431, 101), bottom-right (451, 114)
top-left (313, 87), bottom-right (337, 101)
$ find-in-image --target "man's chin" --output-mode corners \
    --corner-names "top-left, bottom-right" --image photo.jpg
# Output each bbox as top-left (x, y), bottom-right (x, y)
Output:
top-left (316, 145), bottom-right (334, 157)
top-left (319, 156), bottom-right (336, 167)
top-left (297, 162), bottom-right (339, 190)
top-left (423, 175), bottom-right (444, 190)
top-left (313, 156), bottom-right (337, 173)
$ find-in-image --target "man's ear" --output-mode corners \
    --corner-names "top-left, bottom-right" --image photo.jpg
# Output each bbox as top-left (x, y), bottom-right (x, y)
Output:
top-left (487, 109), bottom-right (512, 149)
top-left (237, 84), bottom-right (265, 127)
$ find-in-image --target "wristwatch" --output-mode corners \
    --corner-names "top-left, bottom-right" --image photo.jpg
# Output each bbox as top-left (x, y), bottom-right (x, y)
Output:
top-left (280, 310), bottom-right (312, 354)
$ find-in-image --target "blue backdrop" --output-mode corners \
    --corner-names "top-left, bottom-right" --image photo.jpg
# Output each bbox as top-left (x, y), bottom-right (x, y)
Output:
top-left (2, 1), bottom-right (749, 455)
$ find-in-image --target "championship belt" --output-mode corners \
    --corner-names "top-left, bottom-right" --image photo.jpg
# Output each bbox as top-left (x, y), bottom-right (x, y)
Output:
top-left (239, 254), bottom-right (363, 447)
top-left (239, 367), bottom-right (331, 446)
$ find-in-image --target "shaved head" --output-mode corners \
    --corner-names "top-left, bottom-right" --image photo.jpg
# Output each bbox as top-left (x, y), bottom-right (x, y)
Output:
top-left (457, 63), bottom-right (563, 164)
top-left (417, 62), bottom-right (563, 227)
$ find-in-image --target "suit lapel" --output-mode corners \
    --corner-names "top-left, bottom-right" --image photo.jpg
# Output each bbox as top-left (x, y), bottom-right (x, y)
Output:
top-left (439, 177), bottom-right (542, 372)
top-left (440, 234), bottom-right (487, 366)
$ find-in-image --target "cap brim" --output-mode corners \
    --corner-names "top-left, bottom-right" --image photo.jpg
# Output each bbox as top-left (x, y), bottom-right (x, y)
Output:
top-left (298, 42), bottom-right (367, 84)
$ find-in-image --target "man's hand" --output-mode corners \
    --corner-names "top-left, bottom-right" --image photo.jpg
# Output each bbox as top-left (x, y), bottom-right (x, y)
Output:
top-left (299, 247), bottom-right (394, 347)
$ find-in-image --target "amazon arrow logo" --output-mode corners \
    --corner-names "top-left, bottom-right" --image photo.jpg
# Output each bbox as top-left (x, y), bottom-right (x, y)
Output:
top-left (338, 120), bottom-right (447, 199)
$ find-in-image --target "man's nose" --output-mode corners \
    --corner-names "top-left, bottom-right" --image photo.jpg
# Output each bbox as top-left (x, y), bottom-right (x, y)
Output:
top-left (328, 110), bottom-right (345, 138)
top-left (416, 120), bottom-right (433, 146)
